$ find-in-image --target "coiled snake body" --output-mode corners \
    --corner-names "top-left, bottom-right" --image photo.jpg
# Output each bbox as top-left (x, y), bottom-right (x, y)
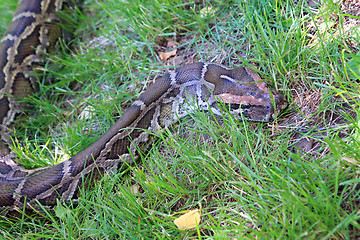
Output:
top-left (0, 0), bottom-right (286, 216)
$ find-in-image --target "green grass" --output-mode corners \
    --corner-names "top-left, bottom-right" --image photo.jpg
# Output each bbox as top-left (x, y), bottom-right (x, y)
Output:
top-left (1, 0), bottom-right (360, 239)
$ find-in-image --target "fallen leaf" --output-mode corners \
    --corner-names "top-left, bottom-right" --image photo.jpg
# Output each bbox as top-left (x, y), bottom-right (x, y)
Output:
top-left (158, 49), bottom-right (177, 61)
top-left (174, 209), bottom-right (201, 230)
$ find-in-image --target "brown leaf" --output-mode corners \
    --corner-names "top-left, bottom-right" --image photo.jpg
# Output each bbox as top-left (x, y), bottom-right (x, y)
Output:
top-left (158, 49), bottom-right (177, 61)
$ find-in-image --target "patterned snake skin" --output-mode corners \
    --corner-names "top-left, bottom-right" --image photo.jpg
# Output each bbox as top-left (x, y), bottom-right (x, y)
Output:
top-left (0, 0), bottom-right (286, 216)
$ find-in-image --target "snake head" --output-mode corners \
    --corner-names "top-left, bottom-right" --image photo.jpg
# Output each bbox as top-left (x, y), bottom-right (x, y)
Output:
top-left (215, 83), bottom-right (286, 122)
top-left (206, 66), bottom-right (287, 122)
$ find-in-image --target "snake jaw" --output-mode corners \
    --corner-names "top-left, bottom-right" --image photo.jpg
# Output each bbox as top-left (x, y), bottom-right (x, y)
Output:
top-left (215, 84), bottom-right (285, 122)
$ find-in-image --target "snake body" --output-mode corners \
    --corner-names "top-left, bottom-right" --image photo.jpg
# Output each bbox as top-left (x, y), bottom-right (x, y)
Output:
top-left (0, 0), bottom-right (286, 216)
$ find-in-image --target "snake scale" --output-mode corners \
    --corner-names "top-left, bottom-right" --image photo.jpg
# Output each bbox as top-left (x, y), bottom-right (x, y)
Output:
top-left (0, 0), bottom-right (286, 216)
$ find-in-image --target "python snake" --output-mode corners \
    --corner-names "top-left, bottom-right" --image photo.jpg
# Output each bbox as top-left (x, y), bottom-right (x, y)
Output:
top-left (0, 0), bottom-right (286, 216)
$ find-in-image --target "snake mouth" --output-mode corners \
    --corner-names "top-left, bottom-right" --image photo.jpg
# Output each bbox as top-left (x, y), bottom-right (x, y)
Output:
top-left (224, 103), bottom-right (273, 122)
top-left (221, 91), bottom-right (286, 122)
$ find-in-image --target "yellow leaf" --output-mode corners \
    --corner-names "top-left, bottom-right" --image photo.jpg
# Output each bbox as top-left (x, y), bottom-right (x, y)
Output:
top-left (174, 209), bottom-right (201, 230)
